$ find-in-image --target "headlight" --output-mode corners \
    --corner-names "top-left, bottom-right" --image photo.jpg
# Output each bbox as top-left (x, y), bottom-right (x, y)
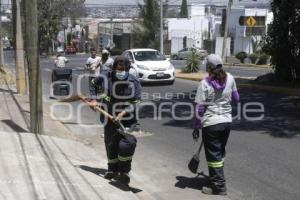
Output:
top-left (168, 64), bottom-right (174, 70)
top-left (137, 65), bottom-right (150, 70)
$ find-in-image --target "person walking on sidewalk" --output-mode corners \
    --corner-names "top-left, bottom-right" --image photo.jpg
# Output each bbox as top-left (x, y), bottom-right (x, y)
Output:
top-left (89, 56), bottom-right (141, 185)
top-left (54, 53), bottom-right (68, 68)
top-left (192, 54), bottom-right (240, 195)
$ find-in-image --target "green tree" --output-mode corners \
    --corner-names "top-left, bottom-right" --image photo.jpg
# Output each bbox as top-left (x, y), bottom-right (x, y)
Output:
top-left (263, 0), bottom-right (300, 82)
top-left (134, 0), bottom-right (160, 49)
top-left (38, 0), bottom-right (85, 54)
top-left (179, 0), bottom-right (188, 18)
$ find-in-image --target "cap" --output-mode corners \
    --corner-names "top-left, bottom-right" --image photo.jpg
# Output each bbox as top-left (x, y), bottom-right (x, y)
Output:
top-left (205, 54), bottom-right (223, 69)
top-left (102, 49), bottom-right (109, 55)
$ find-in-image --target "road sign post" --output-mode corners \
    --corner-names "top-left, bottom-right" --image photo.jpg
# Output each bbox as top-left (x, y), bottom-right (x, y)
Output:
top-left (246, 16), bottom-right (256, 55)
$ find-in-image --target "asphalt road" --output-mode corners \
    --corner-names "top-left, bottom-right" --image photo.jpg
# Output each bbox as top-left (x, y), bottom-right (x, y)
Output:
top-left (5, 51), bottom-right (300, 200)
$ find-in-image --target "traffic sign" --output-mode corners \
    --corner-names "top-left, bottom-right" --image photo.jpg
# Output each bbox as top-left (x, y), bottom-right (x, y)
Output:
top-left (246, 16), bottom-right (256, 27)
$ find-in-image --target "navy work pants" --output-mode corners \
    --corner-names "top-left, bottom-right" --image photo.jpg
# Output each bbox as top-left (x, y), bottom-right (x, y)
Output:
top-left (104, 121), bottom-right (137, 173)
top-left (202, 123), bottom-right (231, 192)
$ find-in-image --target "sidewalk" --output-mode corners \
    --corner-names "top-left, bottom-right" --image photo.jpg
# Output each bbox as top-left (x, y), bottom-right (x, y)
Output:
top-left (0, 84), bottom-right (139, 199)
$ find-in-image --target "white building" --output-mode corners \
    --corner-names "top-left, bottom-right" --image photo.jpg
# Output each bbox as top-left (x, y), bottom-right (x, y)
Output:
top-left (228, 7), bottom-right (270, 55)
top-left (167, 4), bottom-right (212, 54)
top-left (167, 2), bottom-right (272, 57)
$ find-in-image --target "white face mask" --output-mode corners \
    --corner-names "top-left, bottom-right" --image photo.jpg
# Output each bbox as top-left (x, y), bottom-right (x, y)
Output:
top-left (115, 71), bottom-right (128, 80)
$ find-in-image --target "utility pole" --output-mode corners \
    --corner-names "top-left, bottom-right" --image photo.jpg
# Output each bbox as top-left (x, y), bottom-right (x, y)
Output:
top-left (222, 0), bottom-right (233, 62)
top-left (13, 0), bottom-right (27, 94)
top-left (0, 1), bottom-right (4, 70)
top-left (25, 0), bottom-right (43, 134)
top-left (160, 0), bottom-right (164, 54)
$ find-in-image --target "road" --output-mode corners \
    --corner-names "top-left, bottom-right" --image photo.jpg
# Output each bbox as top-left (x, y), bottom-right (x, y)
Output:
top-left (5, 51), bottom-right (300, 200)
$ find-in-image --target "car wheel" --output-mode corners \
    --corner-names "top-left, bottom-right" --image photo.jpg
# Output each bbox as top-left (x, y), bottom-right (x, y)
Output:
top-left (167, 80), bottom-right (175, 85)
top-left (172, 55), bottom-right (178, 60)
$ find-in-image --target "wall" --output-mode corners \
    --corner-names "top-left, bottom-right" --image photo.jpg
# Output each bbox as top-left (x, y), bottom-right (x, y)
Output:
top-left (215, 37), bottom-right (230, 57)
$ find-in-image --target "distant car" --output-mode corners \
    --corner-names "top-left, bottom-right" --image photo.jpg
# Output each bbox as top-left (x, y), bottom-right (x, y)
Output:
top-left (172, 47), bottom-right (207, 60)
top-left (122, 48), bottom-right (175, 84)
top-left (56, 46), bottom-right (64, 53)
top-left (65, 46), bottom-right (76, 54)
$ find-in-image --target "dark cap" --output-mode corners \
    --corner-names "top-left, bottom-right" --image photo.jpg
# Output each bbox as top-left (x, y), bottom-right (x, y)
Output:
top-left (113, 56), bottom-right (131, 71)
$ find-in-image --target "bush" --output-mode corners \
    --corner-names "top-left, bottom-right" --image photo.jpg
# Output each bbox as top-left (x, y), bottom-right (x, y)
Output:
top-left (235, 52), bottom-right (248, 63)
top-left (110, 48), bottom-right (123, 56)
top-left (249, 53), bottom-right (259, 64)
top-left (257, 53), bottom-right (270, 65)
top-left (183, 48), bottom-right (200, 73)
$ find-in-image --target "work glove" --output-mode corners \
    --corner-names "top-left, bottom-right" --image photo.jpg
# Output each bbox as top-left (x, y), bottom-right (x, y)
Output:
top-left (192, 129), bottom-right (200, 141)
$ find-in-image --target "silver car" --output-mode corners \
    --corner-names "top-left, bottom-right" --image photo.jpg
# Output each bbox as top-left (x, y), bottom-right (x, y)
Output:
top-left (172, 47), bottom-right (207, 60)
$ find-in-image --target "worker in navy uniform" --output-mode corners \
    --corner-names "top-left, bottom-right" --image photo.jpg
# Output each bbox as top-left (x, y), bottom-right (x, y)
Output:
top-left (89, 56), bottom-right (141, 185)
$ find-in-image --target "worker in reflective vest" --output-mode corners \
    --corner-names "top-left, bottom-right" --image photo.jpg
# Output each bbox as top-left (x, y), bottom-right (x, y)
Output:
top-left (89, 56), bottom-right (141, 185)
top-left (192, 54), bottom-right (240, 195)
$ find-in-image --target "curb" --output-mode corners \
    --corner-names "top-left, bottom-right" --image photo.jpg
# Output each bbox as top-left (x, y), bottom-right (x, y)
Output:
top-left (237, 83), bottom-right (300, 96)
top-left (175, 75), bottom-right (300, 96)
top-left (224, 63), bottom-right (271, 69)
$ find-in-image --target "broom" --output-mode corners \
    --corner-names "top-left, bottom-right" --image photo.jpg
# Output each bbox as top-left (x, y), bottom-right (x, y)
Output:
top-left (188, 140), bottom-right (203, 174)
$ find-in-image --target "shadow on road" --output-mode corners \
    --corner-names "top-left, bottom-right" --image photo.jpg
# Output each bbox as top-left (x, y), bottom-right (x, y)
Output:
top-left (77, 165), bottom-right (107, 176)
top-left (78, 165), bottom-right (143, 194)
top-left (139, 86), bottom-right (300, 137)
top-left (1, 120), bottom-right (28, 132)
top-left (175, 175), bottom-right (209, 190)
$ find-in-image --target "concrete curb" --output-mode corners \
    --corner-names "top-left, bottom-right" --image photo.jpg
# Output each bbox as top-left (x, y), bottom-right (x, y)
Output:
top-left (175, 75), bottom-right (300, 96)
top-left (224, 63), bottom-right (271, 69)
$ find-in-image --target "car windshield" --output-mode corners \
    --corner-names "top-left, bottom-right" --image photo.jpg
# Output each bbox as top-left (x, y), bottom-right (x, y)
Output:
top-left (133, 51), bottom-right (166, 61)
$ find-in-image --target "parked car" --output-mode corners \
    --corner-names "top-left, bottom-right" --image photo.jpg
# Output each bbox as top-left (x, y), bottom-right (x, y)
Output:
top-left (122, 48), bottom-right (175, 84)
top-left (172, 47), bottom-right (207, 60)
top-left (56, 46), bottom-right (64, 53)
top-left (65, 46), bottom-right (76, 54)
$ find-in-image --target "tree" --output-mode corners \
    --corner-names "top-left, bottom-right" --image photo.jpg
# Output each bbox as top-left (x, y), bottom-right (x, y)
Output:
top-left (263, 0), bottom-right (300, 82)
top-left (134, 0), bottom-right (160, 49)
top-left (179, 0), bottom-right (188, 18)
top-left (38, 0), bottom-right (85, 54)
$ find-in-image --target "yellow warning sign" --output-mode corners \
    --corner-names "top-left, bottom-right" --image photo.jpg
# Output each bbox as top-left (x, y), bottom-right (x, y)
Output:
top-left (246, 16), bottom-right (256, 27)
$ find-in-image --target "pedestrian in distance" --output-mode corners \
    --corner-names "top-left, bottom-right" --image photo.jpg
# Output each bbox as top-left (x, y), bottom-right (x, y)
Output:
top-left (85, 48), bottom-right (102, 93)
top-left (85, 48), bottom-right (102, 76)
top-left (100, 49), bottom-right (114, 72)
top-left (54, 53), bottom-right (68, 68)
top-left (192, 54), bottom-right (240, 195)
top-left (88, 56), bottom-right (142, 185)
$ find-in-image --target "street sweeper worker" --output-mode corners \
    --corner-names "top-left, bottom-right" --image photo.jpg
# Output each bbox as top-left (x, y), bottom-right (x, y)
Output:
top-left (192, 54), bottom-right (240, 195)
top-left (89, 56), bottom-right (141, 185)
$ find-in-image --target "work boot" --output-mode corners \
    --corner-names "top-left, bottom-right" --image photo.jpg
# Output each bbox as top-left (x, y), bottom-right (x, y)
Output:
top-left (104, 171), bottom-right (118, 180)
top-left (118, 173), bottom-right (130, 185)
top-left (202, 186), bottom-right (227, 195)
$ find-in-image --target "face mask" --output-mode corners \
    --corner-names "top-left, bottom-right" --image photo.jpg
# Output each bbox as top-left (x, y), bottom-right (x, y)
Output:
top-left (115, 71), bottom-right (128, 80)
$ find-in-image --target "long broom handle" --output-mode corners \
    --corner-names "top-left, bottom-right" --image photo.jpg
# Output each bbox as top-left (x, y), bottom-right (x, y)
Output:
top-left (80, 97), bottom-right (115, 121)
top-left (196, 141), bottom-right (203, 157)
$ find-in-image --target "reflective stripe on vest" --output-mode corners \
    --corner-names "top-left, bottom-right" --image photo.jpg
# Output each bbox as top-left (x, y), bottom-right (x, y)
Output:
top-left (99, 94), bottom-right (111, 102)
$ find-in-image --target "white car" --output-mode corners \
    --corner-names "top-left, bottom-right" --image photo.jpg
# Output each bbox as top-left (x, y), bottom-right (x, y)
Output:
top-left (56, 46), bottom-right (64, 53)
top-left (122, 49), bottom-right (175, 84)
